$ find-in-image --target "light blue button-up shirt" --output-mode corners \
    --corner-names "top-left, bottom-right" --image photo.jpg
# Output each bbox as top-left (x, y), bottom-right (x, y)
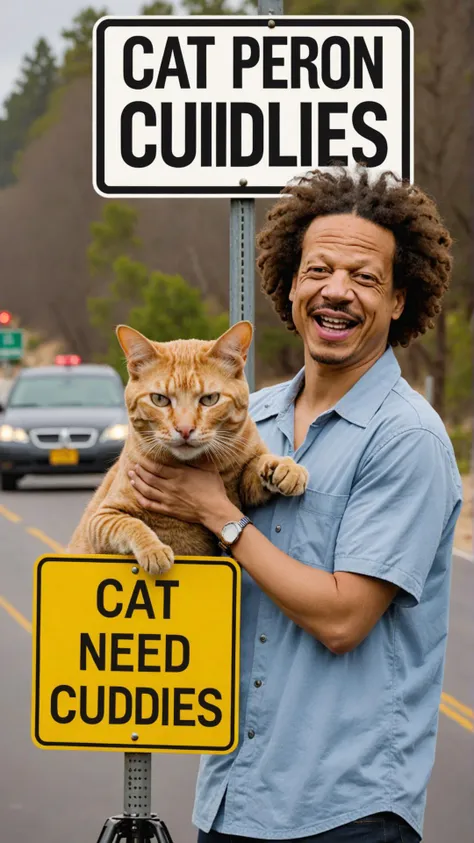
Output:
top-left (192, 347), bottom-right (463, 839)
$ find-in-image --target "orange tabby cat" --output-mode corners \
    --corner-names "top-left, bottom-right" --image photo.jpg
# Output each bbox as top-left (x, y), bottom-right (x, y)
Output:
top-left (68, 321), bottom-right (308, 574)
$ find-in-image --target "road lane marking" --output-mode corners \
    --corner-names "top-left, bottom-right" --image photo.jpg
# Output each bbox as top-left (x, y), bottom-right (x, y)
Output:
top-left (439, 703), bottom-right (474, 733)
top-left (0, 595), bottom-right (32, 633)
top-left (0, 504), bottom-right (22, 524)
top-left (26, 527), bottom-right (65, 554)
top-left (441, 692), bottom-right (474, 720)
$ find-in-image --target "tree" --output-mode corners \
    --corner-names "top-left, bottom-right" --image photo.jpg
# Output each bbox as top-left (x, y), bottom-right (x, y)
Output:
top-left (257, 327), bottom-right (303, 377)
top-left (0, 38), bottom-right (57, 186)
top-left (59, 1), bottom-right (247, 82)
top-left (61, 6), bottom-right (108, 79)
top-left (87, 203), bottom-right (228, 377)
top-left (408, 0), bottom-right (473, 418)
top-left (444, 310), bottom-right (472, 425)
top-left (181, 0), bottom-right (254, 13)
top-left (285, 0), bottom-right (421, 13)
top-left (59, 0), bottom-right (252, 77)
top-left (128, 267), bottom-right (229, 345)
top-left (87, 202), bottom-right (141, 275)
top-left (142, 2), bottom-right (174, 13)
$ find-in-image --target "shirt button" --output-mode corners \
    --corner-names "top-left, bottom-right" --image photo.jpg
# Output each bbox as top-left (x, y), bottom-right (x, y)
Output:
top-left (248, 729), bottom-right (255, 739)
top-left (259, 634), bottom-right (267, 643)
top-left (275, 525), bottom-right (281, 533)
top-left (254, 679), bottom-right (262, 688)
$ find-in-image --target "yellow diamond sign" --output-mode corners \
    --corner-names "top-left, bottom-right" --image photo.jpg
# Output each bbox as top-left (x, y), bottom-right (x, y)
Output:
top-left (32, 555), bottom-right (240, 753)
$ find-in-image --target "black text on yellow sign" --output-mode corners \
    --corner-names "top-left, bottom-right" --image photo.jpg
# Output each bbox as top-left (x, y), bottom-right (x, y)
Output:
top-left (32, 555), bottom-right (241, 754)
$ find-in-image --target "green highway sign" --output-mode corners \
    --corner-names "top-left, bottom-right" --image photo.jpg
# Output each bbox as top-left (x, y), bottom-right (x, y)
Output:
top-left (0, 329), bottom-right (23, 360)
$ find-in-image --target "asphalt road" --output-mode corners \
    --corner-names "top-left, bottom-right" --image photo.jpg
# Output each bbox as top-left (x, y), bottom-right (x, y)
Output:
top-left (0, 474), bottom-right (472, 843)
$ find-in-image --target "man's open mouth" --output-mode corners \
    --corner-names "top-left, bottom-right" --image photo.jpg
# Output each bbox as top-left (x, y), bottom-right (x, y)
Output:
top-left (313, 314), bottom-right (359, 332)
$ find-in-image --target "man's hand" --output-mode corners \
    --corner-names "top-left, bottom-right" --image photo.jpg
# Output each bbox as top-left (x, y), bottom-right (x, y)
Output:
top-left (128, 457), bottom-right (240, 531)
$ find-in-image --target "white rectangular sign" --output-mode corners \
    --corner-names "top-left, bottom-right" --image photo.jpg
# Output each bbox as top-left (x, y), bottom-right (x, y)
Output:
top-left (93, 16), bottom-right (413, 199)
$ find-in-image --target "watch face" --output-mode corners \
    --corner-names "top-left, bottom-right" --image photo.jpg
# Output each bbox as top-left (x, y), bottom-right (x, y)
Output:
top-left (221, 522), bottom-right (240, 544)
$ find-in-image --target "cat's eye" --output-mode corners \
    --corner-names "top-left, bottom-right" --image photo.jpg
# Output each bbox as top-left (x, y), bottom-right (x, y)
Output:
top-left (200, 393), bottom-right (220, 407)
top-left (150, 393), bottom-right (170, 407)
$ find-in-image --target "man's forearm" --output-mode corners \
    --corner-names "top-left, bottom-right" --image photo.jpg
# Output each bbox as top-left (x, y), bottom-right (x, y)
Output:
top-left (202, 501), bottom-right (345, 651)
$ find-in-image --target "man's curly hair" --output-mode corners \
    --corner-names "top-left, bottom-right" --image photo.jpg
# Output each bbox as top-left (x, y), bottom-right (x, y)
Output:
top-left (256, 169), bottom-right (452, 347)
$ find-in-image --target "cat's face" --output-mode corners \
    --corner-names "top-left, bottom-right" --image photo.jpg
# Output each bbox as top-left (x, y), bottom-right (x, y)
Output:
top-left (117, 322), bottom-right (253, 463)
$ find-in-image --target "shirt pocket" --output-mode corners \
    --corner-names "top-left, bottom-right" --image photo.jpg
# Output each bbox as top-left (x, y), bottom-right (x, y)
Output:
top-left (289, 488), bottom-right (349, 570)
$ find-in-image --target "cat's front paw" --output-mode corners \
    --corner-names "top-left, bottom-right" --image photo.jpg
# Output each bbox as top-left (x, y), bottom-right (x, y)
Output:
top-left (258, 455), bottom-right (309, 497)
top-left (133, 540), bottom-right (174, 575)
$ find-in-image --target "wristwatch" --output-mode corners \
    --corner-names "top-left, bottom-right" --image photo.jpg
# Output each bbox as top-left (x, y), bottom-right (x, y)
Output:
top-left (218, 516), bottom-right (252, 553)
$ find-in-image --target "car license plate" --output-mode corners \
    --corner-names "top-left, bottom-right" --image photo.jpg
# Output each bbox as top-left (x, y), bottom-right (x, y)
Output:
top-left (49, 449), bottom-right (79, 466)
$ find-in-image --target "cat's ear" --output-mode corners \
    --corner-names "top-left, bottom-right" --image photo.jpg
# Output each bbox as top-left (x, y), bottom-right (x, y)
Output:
top-left (116, 325), bottom-right (158, 377)
top-left (208, 321), bottom-right (253, 370)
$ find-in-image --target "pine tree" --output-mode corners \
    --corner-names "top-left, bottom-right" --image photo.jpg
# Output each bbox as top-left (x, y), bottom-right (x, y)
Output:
top-left (0, 38), bottom-right (57, 186)
top-left (61, 6), bottom-right (108, 79)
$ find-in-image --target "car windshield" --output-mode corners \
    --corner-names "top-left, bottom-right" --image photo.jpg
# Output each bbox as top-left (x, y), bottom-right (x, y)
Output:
top-left (8, 374), bottom-right (124, 409)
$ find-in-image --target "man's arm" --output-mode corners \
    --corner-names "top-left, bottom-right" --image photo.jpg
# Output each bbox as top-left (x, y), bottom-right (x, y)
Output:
top-left (130, 428), bottom-right (459, 654)
top-left (203, 498), bottom-right (398, 655)
top-left (202, 427), bottom-right (459, 654)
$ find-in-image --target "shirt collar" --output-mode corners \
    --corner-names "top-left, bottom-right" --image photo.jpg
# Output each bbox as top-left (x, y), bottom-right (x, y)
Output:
top-left (334, 347), bottom-right (401, 427)
top-left (257, 347), bottom-right (401, 429)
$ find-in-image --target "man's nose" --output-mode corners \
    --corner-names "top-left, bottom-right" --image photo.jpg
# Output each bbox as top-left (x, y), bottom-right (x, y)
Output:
top-left (321, 270), bottom-right (355, 300)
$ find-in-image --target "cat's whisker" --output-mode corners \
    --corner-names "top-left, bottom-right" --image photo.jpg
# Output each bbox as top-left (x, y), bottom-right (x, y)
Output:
top-left (214, 427), bottom-right (248, 443)
top-left (205, 437), bottom-right (242, 469)
top-left (139, 435), bottom-right (169, 462)
top-left (216, 438), bottom-right (245, 458)
top-left (213, 436), bottom-right (250, 455)
top-left (214, 431), bottom-right (247, 451)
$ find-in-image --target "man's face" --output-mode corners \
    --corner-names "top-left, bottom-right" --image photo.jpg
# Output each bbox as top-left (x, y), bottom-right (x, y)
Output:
top-left (289, 214), bottom-right (406, 368)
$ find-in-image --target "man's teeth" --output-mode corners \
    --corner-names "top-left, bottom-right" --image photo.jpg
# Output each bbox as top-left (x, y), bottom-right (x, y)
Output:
top-left (318, 316), bottom-right (354, 330)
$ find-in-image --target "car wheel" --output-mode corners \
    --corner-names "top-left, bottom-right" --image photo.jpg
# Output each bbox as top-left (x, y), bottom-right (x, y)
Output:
top-left (1, 474), bottom-right (19, 491)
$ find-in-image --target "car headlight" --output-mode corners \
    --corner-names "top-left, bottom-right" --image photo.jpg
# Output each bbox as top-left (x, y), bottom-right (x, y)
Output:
top-left (100, 424), bottom-right (128, 442)
top-left (0, 424), bottom-right (29, 443)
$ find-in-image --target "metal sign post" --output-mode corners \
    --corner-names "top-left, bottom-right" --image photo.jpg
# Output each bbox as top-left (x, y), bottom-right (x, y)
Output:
top-left (230, 197), bottom-right (256, 390)
top-left (230, 0), bottom-right (284, 393)
top-left (96, 754), bottom-right (173, 842)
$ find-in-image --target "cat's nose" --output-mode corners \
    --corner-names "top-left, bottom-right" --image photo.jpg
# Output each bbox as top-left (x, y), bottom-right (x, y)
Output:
top-left (175, 425), bottom-right (195, 441)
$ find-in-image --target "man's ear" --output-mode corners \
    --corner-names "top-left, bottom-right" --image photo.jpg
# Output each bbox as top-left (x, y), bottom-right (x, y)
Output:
top-left (391, 288), bottom-right (407, 321)
top-left (116, 325), bottom-right (158, 377)
top-left (207, 321), bottom-right (253, 370)
top-left (289, 274), bottom-right (298, 303)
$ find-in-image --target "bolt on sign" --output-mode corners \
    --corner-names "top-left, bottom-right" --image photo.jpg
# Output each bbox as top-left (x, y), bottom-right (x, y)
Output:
top-left (32, 556), bottom-right (241, 753)
top-left (93, 15), bottom-right (413, 199)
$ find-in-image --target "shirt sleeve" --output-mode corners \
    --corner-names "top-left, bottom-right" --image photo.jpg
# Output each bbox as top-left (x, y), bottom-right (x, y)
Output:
top-left (334, 429), bottom-right (461, 607)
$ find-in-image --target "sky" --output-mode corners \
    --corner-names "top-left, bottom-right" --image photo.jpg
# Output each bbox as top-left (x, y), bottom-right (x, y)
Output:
top-left (0, 1), bottom-right (144, 108)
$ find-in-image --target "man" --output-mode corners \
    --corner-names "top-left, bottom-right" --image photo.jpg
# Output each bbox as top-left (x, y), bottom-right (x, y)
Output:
top-left (128, 169), bottom-right (463, 842)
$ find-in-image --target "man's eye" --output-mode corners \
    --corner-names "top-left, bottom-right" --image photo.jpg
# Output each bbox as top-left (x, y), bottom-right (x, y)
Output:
top-left (309, 267), bottom-right (329, 274)
top-left (356, 273), bottom-right (376, 283)
top-left (150, 393), bottom-right (170, 407)
top-left (200, 393), bottom-right (220, 406)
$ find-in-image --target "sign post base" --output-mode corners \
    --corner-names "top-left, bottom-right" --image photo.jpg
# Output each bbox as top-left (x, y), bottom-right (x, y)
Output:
top-left (95, 752), bottom-right (174, 842)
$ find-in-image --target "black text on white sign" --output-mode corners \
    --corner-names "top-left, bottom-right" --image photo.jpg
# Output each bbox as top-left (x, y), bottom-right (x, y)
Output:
top-left (94, 17), bottom-right (413, 198)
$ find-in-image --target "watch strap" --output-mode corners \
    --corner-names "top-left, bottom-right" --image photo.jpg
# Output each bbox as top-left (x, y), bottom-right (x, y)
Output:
top-left (218, 516), bottom-right (252, 553)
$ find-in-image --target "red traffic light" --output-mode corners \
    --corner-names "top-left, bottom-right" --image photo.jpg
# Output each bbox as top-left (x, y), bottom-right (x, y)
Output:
top-left (0, 311), bottom-right (12, 326)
